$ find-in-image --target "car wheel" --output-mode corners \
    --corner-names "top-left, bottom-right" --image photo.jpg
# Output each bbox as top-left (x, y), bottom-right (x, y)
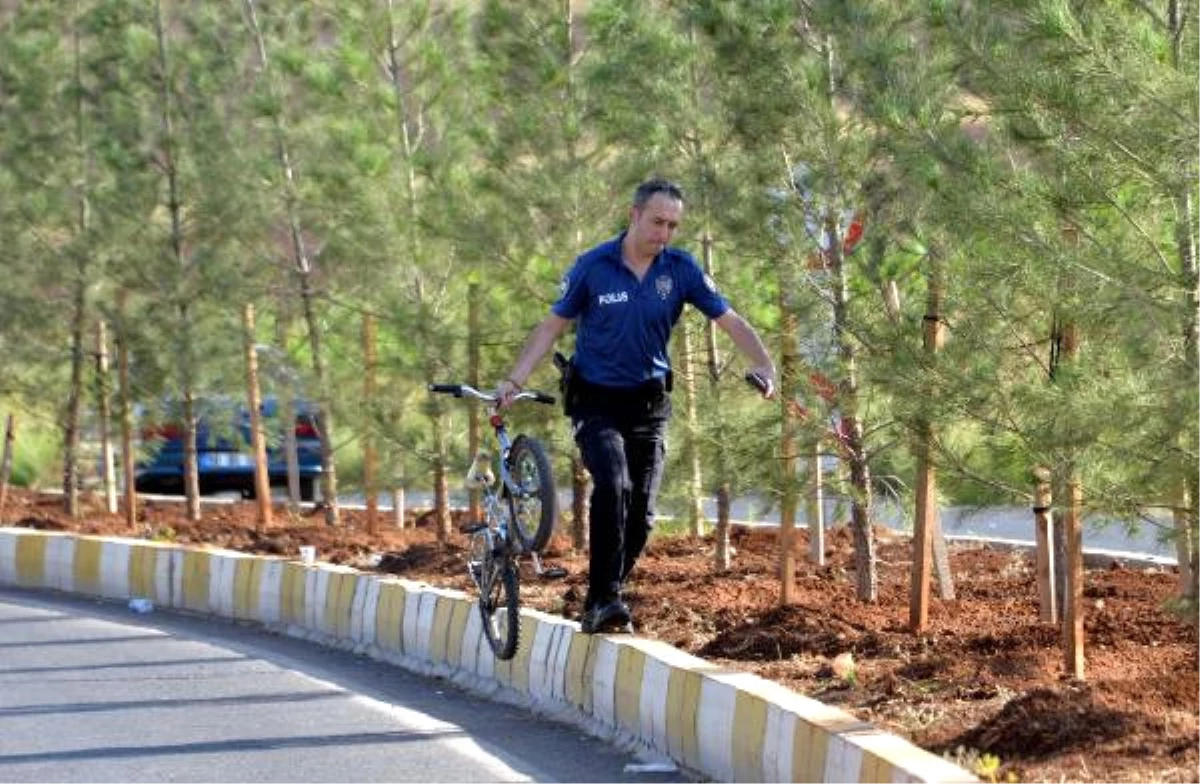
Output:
top-left (299, 478), bottom-right (315, 502)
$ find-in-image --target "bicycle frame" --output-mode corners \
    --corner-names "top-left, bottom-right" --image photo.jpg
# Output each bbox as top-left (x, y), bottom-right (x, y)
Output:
top-left (428, 382), bottom-right (557, 563)
top-left (479, 410), bottom-right (520, 553)
top-left (428, 382), bottom-right (560, 660)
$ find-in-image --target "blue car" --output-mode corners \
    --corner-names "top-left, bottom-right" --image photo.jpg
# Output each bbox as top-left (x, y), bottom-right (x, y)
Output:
top-left (134, 396), bottom-right (322, 501)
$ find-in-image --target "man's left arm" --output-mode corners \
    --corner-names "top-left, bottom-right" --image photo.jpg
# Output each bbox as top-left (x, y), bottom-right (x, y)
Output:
top-left (714, 310), bottom-right (776, 398)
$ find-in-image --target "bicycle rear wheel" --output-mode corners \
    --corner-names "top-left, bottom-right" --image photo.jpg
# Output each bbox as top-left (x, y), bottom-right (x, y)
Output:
top-left (505, 434), bottom-right (556, 553)
top-left (479, 556), bottom-right (520, 660)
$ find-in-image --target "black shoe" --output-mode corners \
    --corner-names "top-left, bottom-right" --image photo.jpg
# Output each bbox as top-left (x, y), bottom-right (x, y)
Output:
top-left (580, 599), bottom-right (633, 634)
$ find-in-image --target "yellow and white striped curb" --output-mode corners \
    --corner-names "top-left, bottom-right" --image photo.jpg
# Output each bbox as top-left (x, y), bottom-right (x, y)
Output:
top-left (0, 527), bottom-right (975, 783)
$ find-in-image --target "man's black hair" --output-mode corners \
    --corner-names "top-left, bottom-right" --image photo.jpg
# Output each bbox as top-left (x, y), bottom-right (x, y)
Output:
top-left (633, 179), bottom-right (684, 208)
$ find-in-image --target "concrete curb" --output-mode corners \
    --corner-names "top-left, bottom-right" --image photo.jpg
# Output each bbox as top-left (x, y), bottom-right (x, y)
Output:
top-left (0, 527), bottom-right (975, 783)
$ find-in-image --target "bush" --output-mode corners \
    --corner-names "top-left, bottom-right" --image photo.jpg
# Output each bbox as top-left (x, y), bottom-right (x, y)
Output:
top-left (8, 424), bottom-right (59, 489)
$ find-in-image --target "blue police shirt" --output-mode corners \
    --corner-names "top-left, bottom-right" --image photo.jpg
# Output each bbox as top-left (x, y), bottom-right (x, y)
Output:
top-left (551, 234), bottom-right (729, 388)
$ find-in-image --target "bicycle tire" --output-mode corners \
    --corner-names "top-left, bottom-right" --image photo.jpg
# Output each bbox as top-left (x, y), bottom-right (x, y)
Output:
top-left (479, 556), bottom-right (520, 660)
top-left (505, 434), bottom-right (556, 553)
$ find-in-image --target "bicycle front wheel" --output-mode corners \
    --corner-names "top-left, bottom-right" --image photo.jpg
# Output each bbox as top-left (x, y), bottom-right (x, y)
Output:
top-left (505, 434), bottom-right (556, 553)
top-left (479, 557), bottom-right (520, 660)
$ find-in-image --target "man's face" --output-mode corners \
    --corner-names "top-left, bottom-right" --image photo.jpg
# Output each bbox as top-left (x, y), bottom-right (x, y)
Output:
top-left (629, 193), bottom-right (683, 258)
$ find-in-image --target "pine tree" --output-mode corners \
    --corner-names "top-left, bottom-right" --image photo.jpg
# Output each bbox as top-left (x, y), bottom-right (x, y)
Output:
top-left (470, 0), bottom-right (617, 547)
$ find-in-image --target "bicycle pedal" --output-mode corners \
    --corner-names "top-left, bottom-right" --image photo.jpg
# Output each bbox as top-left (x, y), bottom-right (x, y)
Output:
top-left (460, 522), bottom-right (488, 534)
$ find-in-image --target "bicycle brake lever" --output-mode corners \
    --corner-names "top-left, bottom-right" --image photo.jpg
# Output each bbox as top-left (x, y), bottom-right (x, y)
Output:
top-left (744, 371), bottom-right (770, 394)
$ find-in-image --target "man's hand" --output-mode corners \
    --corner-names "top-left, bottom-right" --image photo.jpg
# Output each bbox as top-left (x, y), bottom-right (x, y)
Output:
top-left (715, 310), bottom-right (776, 400)
top-left (496, 378), bottom-right (522, 409)
top-left (745, 367), bottom-right (776, 399)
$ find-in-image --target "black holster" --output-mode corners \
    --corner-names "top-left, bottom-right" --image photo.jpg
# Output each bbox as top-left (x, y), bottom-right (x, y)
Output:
top-left (553, 351), bottom-right (580, 416)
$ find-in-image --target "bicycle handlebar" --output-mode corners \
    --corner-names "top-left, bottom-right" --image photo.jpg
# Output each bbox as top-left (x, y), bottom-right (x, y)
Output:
top-left (428, 383), bottom-right (556, 406)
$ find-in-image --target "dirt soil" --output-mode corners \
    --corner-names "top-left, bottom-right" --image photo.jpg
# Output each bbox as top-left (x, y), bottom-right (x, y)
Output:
top-left (5, 488), bottom-right (1197, 783)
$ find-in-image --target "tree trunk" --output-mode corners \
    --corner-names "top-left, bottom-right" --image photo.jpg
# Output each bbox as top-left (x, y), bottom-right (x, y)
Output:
top-left (62, 271), bottom-right (85, 520)
top-left (701, 232), bottom-right (733, 571)
top-left (467, 284), bottom-right (482, 525)
top-left (274, 312), bottom-right (301, 509)
top-left (301, 279), bottom-right (340, 526)
top-left (1173, 488), bottom-right (1197, 600)
top-left (62, 13), bottom-right (88, 520)
top-left (715, 482), bottom-right (732, 571)
top-left (152, 0), bottom-right (200, 522)
top-left (385, 0), bottom-right (445, 539)
top-left (777, 254), bottom-right (802, 603)
top-left (571, 456), bottom-right (589, 552)
top-left (1053, 318), bottom-right (1086, 678)
top-left (182, 390), bottom-right (200, 521)
top-left (828, 215), bottom-right (877, 601)
top-left (910, 250), bottom-right (955, 631)
top-left (676, 317), bottom-right (706, 537)
top-left (433, 421), bottom-right (451, 544)
top-left (1168, 2), bottom-right (1199, 599)
top-left (244, 0), bottom-right (339, 525)
top-left (814, 34), bottom-right (876, 601)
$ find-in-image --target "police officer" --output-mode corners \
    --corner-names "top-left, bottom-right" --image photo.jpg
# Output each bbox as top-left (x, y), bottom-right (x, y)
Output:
top-left (498, 178), bottom-right (775, 633)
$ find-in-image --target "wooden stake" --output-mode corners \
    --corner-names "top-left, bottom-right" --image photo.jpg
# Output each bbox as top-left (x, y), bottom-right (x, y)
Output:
top-left (0, 414), bottom-right (15, 523)
top-left (116, 290), bottom-right (137, 525)
top-left (807, 447), bottom-right (825, 566)
top-left (362, 313), bottom-right (378, 535)
top-left (242, 303), bottom-right (272, 531)
top-left (393, 487), bottom-right (406, 529)
top-left (466, 284), bottom-right (481, 526)
top-left (1173, 483), bottom-right (1197, 600)
top-left (1034, 468), bottom-right (1057, 622)
top-left (910, 434), bottom-right (936, 633)
top-left (778, 278), bottom-right (801, 603)
top-left (96, 321), bottom-right (118, 513)
top-left (1063, 479), bottom-right (1085, 679)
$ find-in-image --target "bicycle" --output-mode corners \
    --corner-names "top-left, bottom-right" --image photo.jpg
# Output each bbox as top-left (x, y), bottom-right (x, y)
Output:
top-left (427, 382), bottom-right (563, 660)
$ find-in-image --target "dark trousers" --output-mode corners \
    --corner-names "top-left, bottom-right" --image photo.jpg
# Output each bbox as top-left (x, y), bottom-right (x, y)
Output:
top-left (572, 384), bottom-right (670, 608)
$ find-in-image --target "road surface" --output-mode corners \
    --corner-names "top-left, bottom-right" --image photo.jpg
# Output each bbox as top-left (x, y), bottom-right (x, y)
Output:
top-left (0, 587), bottom-right (685, 783)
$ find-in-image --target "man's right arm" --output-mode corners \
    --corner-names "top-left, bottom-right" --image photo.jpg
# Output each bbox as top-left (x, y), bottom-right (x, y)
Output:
top-left (497, 313), bottom-right (571, 406)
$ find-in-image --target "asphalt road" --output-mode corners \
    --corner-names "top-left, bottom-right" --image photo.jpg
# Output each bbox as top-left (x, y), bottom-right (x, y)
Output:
top-left (0, 587), bottom-right (686, 783)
